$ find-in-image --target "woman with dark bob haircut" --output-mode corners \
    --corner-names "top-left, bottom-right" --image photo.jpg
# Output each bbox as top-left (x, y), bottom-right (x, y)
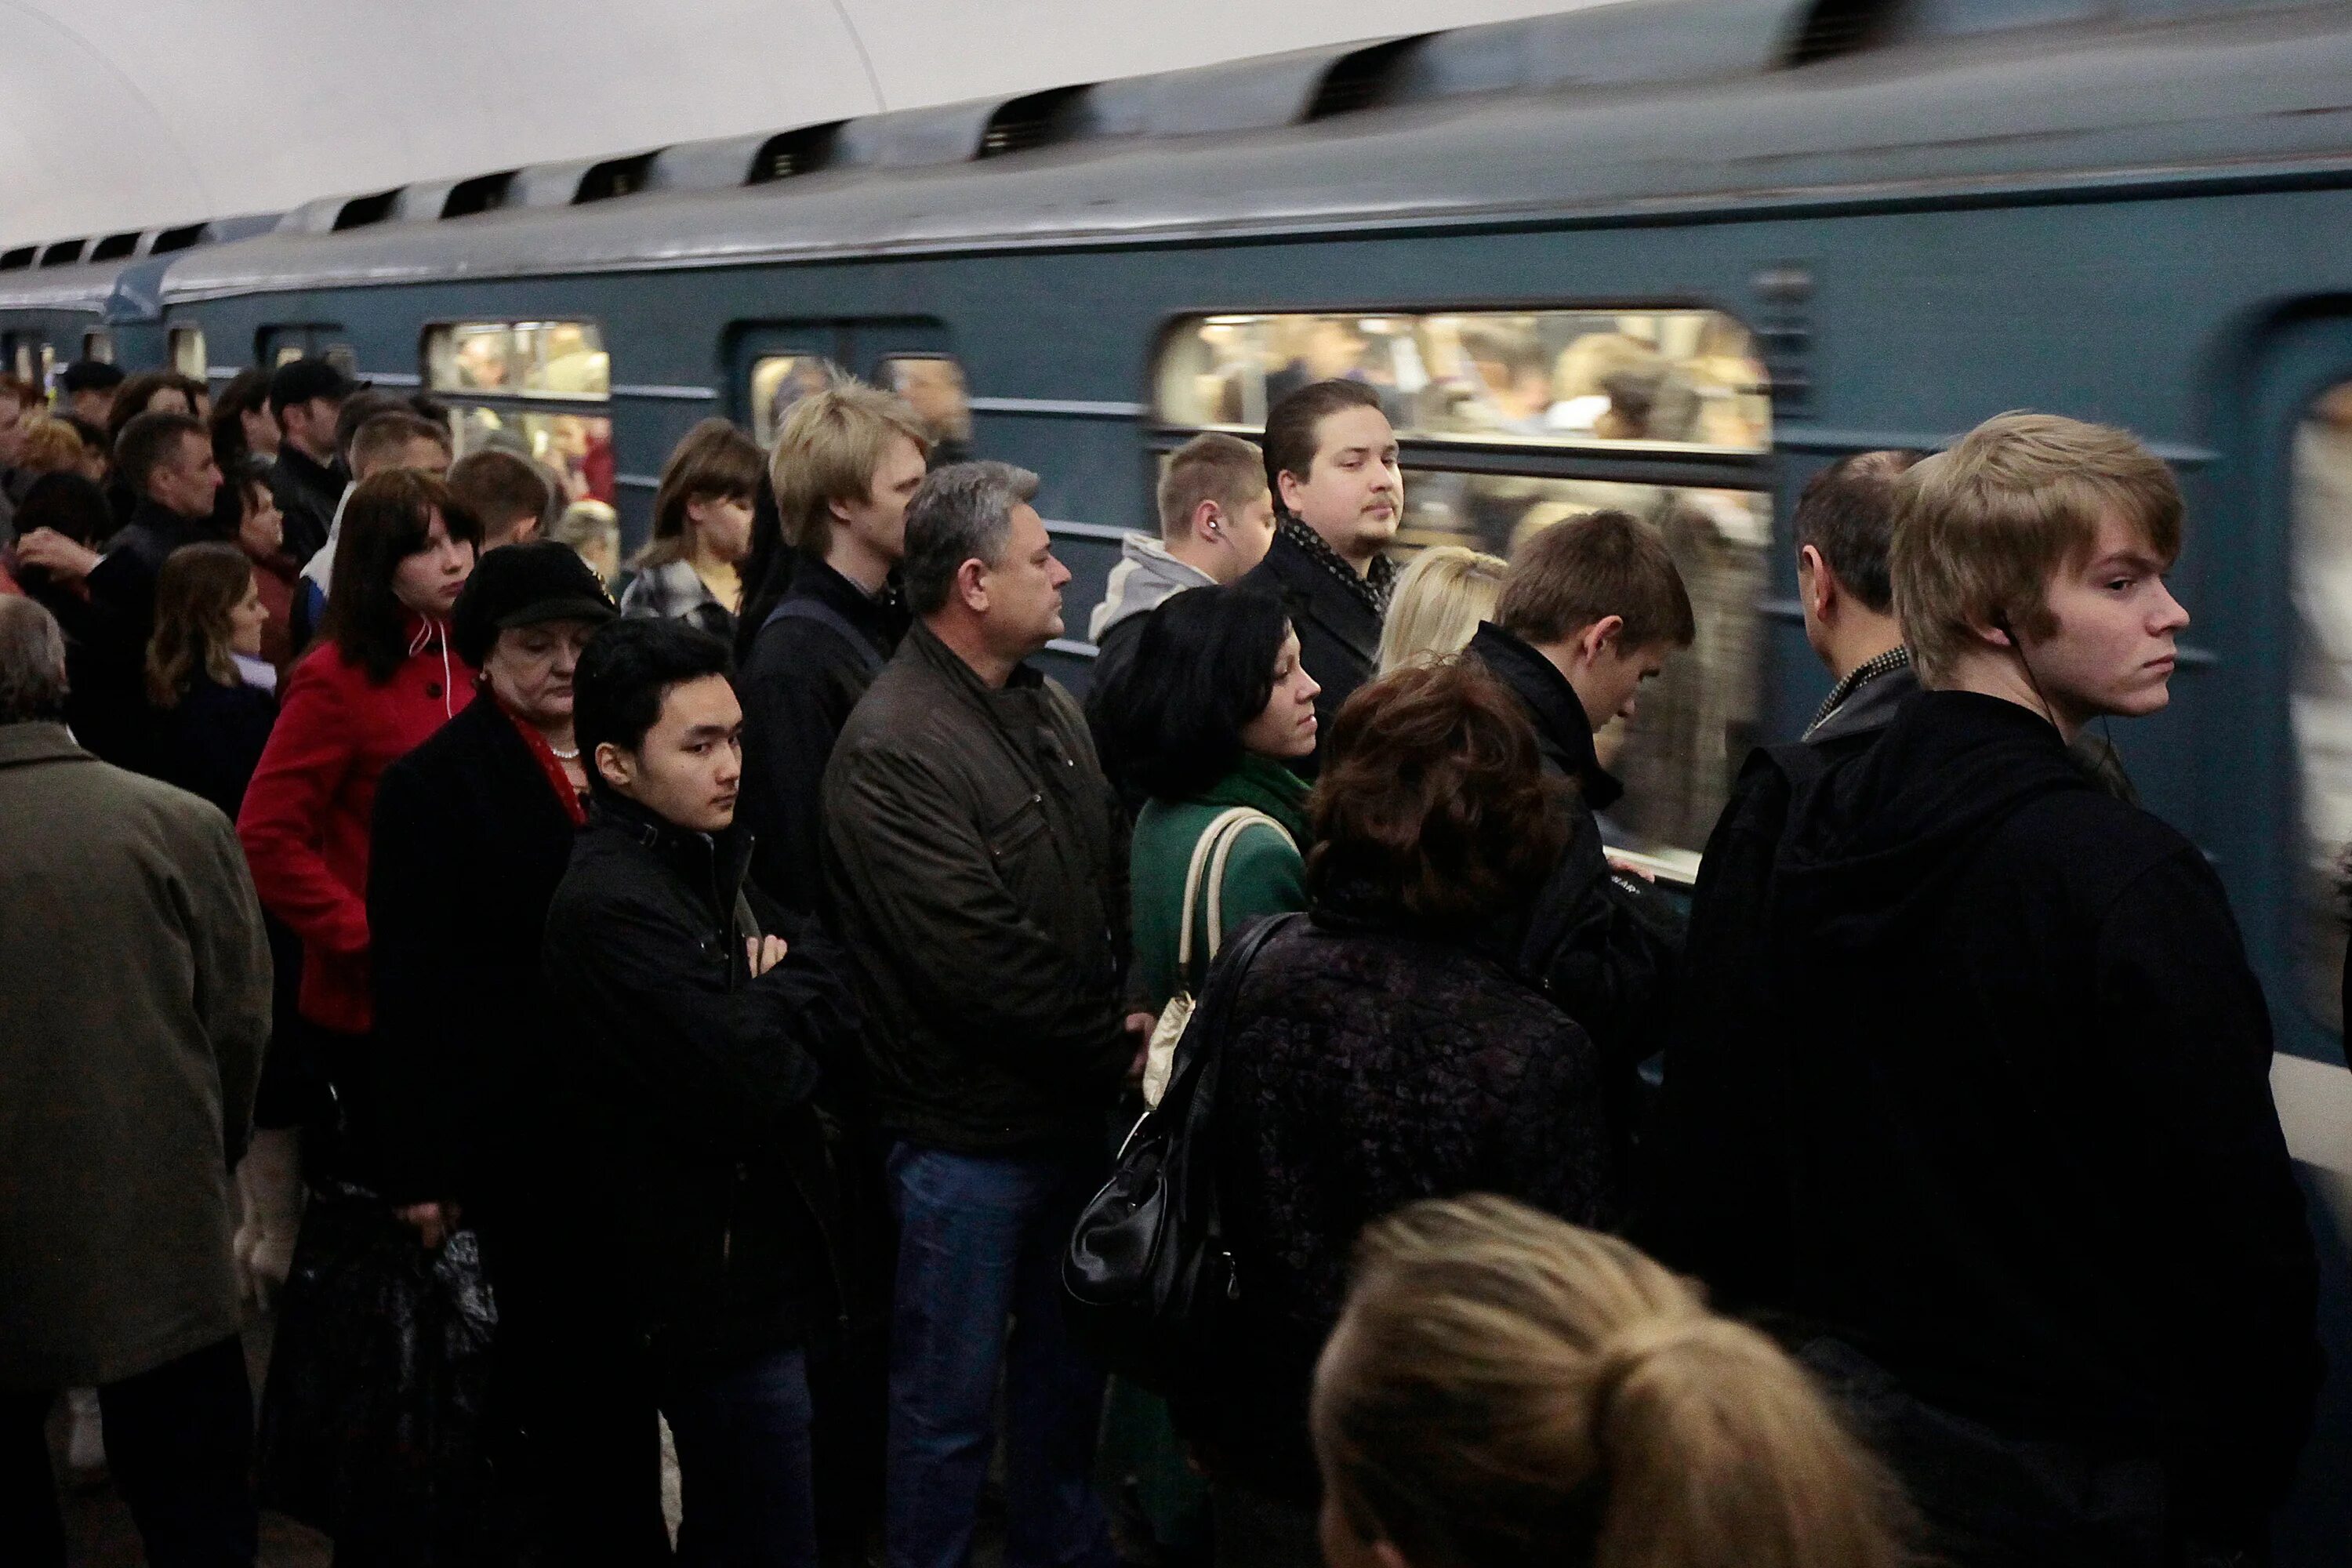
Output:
top-left (1176, 659), bottom-right (1617, 1566)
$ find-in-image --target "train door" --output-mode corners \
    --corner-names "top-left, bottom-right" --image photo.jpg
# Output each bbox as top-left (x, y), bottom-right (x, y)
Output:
top-left (259, 323), bottom-right (353, 373)
top-left (731, 319), bottom-right (961, 452)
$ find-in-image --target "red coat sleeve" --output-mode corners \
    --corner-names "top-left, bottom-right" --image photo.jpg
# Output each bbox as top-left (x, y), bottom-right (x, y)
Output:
top-left (237, 654), bottom-right (369, 957)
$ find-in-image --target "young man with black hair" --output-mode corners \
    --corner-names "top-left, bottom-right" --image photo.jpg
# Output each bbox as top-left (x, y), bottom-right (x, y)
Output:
top-left (543, 615), bottom-right (863, 1568)
top-left (1661, 412), bottom-right (2320, 1567)
top-left (57, 358), bottom-right (124, 426)
top-left (267, 358), bottom-right (360, 567)
top-left (1238, 379), bottom-right (1401, 775)
top-left (1465, 509), bottom-right (1691, 1082)
top-left (1794, 449), bottom-right (1923, 743)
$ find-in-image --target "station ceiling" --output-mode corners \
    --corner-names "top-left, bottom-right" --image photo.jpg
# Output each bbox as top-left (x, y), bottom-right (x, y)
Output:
top-left (0, 0), bottom-right (1586, 252)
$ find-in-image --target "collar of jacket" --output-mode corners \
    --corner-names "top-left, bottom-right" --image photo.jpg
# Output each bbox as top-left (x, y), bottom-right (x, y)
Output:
top-left (0, 720), bottom-right (90, 771)
top-left (1467, 622), bottom-right (1623, 812)
top-left (585, 789), bottom-right (757, 920)
top-left (1194, 752), bottom-right (1313, 845)
top-left (793, 550), bottom-right (908, 647)
top-left (125, 492), bottom-right (212, 543)
top-left (1274, 514), bottom-right (1396, 614)
top-left (1805, 650), bottom-right (1921, 746)
top-left (905, 614), bottom-right (1046, 698)
top-left (274, 440), bottom-right (343, 498)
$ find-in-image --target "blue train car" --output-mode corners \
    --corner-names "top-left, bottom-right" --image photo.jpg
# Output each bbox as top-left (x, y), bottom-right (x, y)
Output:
top-left (6, 0), bottom-right (2350, 1550)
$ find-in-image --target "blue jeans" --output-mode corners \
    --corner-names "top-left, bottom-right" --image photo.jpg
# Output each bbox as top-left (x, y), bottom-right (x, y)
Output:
top-left (884, 1142), bottom-right (1115, 1568)
top-left (660, 1345), bottom-right (819, 1568)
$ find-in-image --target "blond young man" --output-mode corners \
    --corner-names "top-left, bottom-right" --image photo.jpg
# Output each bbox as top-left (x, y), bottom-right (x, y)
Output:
top-left (1660, 412), bottom-right (2318, 1567)
top-left (737, 376), bottom-right (930, 911)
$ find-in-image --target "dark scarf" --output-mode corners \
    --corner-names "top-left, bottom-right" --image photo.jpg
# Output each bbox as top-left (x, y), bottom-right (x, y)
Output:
top-left (1277, 514), bottom-right (1396, 619)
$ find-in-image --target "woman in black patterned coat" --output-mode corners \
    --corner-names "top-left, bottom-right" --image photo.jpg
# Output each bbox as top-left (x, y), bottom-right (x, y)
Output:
top-left (1185, 659), bottom-right (1618, 1565)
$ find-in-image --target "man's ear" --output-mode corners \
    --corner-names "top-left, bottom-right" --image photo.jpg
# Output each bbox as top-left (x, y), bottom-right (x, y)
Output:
top-left (954, 556), bottom-right (990, 614)
top-left (1276, 466), bottom-right (1308, 517)
top-left (1798, 544), bottom-right (1834, 620)
top-left (514, 514), bottom-right (540, 545)
top-left (1191, 498), bottom-right (1222, 543)
top-left (593, 742), bottom-right (633, 793)
top-left (1574, 613), bottom-right (1626, 668)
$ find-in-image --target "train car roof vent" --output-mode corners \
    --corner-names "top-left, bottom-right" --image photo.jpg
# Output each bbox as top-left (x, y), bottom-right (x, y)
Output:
top-left (150, 224), bottom-right (206, 255)
top-left (1305, 36), bottom-right (1428, 120)
top-left (576, 151), bottom-right (660, 203)
top-left (979, 85), bottom-right (1091, 158)
top-left (38, 239), bottom-right (86, 268)
top-left (332, 188), bottom-right (401, 231)
top-left (0, 245), bottom-right (36, 271)
top-left (750, 122), bottom-right (844, 183)
top-left (90, 231), bottom-right (140, 263)
top-left (443, 171), bottom-right (517, 218)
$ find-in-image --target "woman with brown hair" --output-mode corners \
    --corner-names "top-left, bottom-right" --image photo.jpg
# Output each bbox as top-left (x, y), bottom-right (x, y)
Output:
top-left (146, 541), bottom-right (277, 819)
top-left (1184, 659), bottom-right (1616, 1567)
top-left (619, 417), bottom-right (763, 641)
top-left (1313, 1194), bottom-right (1912, 1568)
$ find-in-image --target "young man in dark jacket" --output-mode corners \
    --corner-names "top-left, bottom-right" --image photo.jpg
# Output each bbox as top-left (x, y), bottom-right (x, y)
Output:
top-left (823, 462), bottom-right (1144, 1568)
top-left (1466, 509), bottom-right (1690, 1080)
top-left (1238, 379), bottom-right (1400, 777)
top-left (1665, 413), bottom-right (2320, 1566)
top-left (738, 379), bottom-right (927, 913)
top-left (545, 615), bottom-right (865, 1568)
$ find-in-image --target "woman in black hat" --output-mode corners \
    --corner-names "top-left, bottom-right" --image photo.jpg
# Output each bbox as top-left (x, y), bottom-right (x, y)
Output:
top-left (363, 542), bottom-right (670, 1560)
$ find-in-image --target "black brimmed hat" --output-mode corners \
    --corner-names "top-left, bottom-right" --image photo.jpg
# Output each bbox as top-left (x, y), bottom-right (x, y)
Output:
top-left (267, 357), bottom-right (364, 415)
top-left (450, 539), bottom-right (618, 668)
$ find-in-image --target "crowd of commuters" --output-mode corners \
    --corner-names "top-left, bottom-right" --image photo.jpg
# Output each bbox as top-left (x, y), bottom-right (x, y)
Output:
top-left (0, 354), bottom-right (2328, 1568)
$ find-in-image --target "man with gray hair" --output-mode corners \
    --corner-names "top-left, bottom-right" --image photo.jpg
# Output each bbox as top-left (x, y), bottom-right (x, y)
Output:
top-left (823, 462), bottom-right (1141, 1568)
top-left (0, 597), bottom-right (274, 1564)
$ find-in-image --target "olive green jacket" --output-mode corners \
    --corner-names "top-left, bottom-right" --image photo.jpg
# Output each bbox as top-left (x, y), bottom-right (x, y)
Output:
top-left (0, 723), bottom-right (271, 1388)
top-left (1129, 753), bottom-right (1312, 1011)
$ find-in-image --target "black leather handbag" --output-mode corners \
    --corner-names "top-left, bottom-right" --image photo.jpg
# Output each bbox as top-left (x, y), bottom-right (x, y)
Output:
top-left (1062, 910), bottom-right (1299, 1395)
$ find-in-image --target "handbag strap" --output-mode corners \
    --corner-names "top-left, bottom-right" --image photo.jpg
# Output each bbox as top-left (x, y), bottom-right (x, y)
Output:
top-left (1174, 807), bottom-right (1279, 984)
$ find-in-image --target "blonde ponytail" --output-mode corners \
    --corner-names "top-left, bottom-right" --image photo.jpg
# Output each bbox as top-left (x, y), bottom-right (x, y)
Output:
top-left (1311, 1195), bottom-right (1911, 1568)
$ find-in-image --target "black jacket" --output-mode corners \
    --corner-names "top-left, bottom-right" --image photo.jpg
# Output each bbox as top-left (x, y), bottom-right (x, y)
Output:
top-left (270, 443), bottom-right (344, 569)
top-left (738, 554), bottom-right (909, 914)
top-left (1192, 906), bottom-right (1617, 1501)
top-left (1666, 691), bottom-right (2318, 1541)
top-left (542, 793), bottom-right (862, 1364)
top-left (77, 496), bottom-right (220, 773)
top-left (1468, 624), bottom-right (1682, 1076)
top-left (152, 676), bottom-right (277, 821)
top-left (368, 697), bottom-right (582, 1209)
top-left (822, 619), bottom-right (1132, 1154)
top-left (1239, 527), bottom-right (1383, 778)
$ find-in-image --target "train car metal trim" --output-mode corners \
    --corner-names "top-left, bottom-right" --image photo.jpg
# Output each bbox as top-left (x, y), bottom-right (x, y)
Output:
top-left (969, 395), bottom-right (1146, 418)
top-left (616, 473), bottom-right (661, 490)
top-left (612, 382), bottom-right (719, 401)
top-left (1780, 424), bottom-right (2220, 468)
top-left (1045, 519), bottom-right (1131, 542)
top-left (1045, 637), bottom-right (1100, 659)
top-left (363, 369), bottom-right (423, 387)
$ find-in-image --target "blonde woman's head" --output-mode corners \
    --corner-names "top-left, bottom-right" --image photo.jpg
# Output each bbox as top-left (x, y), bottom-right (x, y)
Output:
top-left (1312, 1195), bottom-right (1911, 1568)
top-left (1377, 546), bottom-right (1505, 673)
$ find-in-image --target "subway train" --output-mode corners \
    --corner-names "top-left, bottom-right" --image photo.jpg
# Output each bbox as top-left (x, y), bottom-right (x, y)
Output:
top-left (6, 0), bottom-right (2352, 1549)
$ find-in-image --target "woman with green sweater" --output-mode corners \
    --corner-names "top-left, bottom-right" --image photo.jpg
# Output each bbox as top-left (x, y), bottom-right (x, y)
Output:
top-left (1119, 585), bottom-right (1323, 1012)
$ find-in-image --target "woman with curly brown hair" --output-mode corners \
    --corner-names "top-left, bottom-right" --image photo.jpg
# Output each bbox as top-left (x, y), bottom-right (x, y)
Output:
top-left (1181, 658), bottom-right (1617, 1568)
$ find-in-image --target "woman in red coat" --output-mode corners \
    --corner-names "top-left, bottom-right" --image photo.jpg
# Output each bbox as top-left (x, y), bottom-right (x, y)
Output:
top-left (238, 468), bottom-right (481, 1198)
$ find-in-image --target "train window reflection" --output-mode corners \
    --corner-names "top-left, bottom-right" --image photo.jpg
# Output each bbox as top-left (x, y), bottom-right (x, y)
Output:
top-left (751, 354), bottom-right (833, 445)
top-left (1399, 471), bottom-right (1768, 868)
top-left (2292, 382), bottom-right (2352, 1033)
top-left (450, 406), bottom-right (615, 506)
top-left (882, 355), bottom-right (972, 456)
top-left (169, 326), bottom-right (205, 380)
top-left (1155, 309), bottom-right (1769, 452)
top-left (82, 329), bottom-right (114, 365)
top-left (426, 321), bottom-right (610, 399)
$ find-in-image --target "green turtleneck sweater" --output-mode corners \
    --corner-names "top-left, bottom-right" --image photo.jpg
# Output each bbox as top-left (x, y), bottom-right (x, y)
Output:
top-left (1128, 752), bottom-right (1312, 1011)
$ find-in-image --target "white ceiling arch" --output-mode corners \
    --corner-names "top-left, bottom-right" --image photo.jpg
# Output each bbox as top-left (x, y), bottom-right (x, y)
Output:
top-left (0, 0), bottom-right (1590, 252)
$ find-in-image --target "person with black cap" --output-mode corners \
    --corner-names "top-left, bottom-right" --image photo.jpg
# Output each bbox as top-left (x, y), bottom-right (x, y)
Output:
top-left (57, 358), bottom-right (124, 426)
top-left (268, 358), bottom-right (360, 568)
top-left (365, 542), bottom-right (670, 1559)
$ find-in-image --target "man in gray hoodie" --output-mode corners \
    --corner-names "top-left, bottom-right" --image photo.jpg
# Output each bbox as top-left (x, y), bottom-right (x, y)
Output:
top-left (1083, 432), bottom-right (1274, 802)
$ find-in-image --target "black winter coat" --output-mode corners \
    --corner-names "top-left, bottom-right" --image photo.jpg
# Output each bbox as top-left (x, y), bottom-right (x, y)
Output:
top-left (738, 554), bottom-right (909, 914)
top-left (270, 444), bottom-right (343, 570)
top-left (78, 496), bottom-right (219, 772)
top-left (543, 794), bottom-right (862, 1364)
top-left (1664, 691), bottom-right (2318, 1544)
top-left (1239, 527), bottom-right (1383, 779)
top-left (1191, 904), bottom-right (1617, 1502)
top-left (1468, 624), bottom-right (1682, 1076)
top-left (368, 697), bottom-right (581, 1209)
top-left (822, 619), bottom-right (1133, 1154)
top-left (153, 676), bottom-right (276, 821)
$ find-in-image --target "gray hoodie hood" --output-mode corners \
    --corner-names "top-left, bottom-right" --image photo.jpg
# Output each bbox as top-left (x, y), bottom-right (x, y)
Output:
top-left (1087, 532), bottom-right (1216, 643)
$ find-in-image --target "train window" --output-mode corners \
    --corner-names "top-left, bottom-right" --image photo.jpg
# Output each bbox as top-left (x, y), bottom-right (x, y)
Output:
top-left (1155, 310), bottom-right (1769, 451)
top-left (274, 343), bottom-right (304, 368)
top-left (2292, 382), bottom-right (2352, 1033)
top-left (82, 329), bottom-right (114, 365)
top-left (448, 407), bottom-right (615, 506)
top-left (325, 344), bottom-right (358, 379)
top-left (426, 321), bottom-right (609, 399)
top-left (881, 355), bottom-right (972, 454)
top-left (169, 326), bottom-right (206, 380)
top-left (750, 354), bottom-right (834, 446)
top-left (7, 339), bottom-right (34, 383)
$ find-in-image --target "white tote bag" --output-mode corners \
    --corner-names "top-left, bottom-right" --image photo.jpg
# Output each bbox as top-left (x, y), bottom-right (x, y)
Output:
top-left (1142, 806), bottom-right (1282, 1108)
